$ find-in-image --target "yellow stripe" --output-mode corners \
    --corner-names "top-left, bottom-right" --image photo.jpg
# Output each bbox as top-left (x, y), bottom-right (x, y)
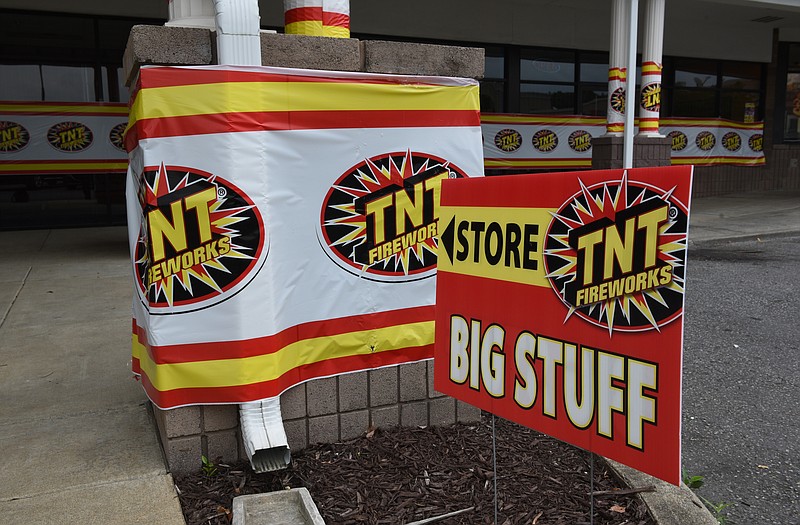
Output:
top-left (641, 64), bottom-right (662, 74)
top-left (671, 157), bottom-right (764, 166)
top-left (438, 205), bottom-right (555, 288)
top-left (285, 20), bottom-right (324, 35)
top-left (0, 104), bottom-right (128, 115)
top-left (484, 159), bottom-right (592, 168)
top-left (662, 118), bottom-right (763, 130)
top-left (0, 161), bottom-right (128, 172)
top-left (481, 115), bottom-right (604, 125)
top-left (136, 321), bottom-right (434, 391)
top-left (130, 82), bottom-right (479, 125)
top-left (322, 26), bottom-right (350, 38)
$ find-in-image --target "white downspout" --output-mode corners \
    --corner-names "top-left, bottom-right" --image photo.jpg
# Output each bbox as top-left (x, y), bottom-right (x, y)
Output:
top-left (168, 0), bottom-right (292, 473)
top-left (212, 0), bottom-right (291, 473)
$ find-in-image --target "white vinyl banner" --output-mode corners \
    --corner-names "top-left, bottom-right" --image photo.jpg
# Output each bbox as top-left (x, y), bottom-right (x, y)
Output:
top-left (126, 65), bottom-right (483, 408)
top-left (482, 114), bottom-right (765, 169)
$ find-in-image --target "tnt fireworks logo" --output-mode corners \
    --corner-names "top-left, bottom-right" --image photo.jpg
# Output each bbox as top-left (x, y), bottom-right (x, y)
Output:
top-left (543, 173), bottom-right (688, 334)
top-left (319, 150), bottom-right (467, 282)
top-left (610, 88), bottom-right (626, 115)
top-left (532, 129), bottom-right (558, 153)
top-left (749, 134), bottom-right (763, 153)
top-left (494, 129), bottom-right (522, 152)
top-left (109, 123), bottom-right (127, 152)
top-left (722, 131), bottom-right (742, 152)
top-left (0, 121), bottom-right (30, 153)
top-left (133, 164), bottom-right (266, 313)
top-left (640, 83), bottom-right (661, 112)
top-left (695, 131), bottom-right (716, 152)
top-left (568, 130), bottom-right (592, 153)
top-left (47, 121), bottom-right (93, 152)
top-left (668, 131), bottom-right (688, 152)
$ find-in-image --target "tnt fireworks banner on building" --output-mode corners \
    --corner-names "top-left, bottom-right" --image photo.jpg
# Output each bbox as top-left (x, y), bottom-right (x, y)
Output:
top-left (0, 102), bottom-right (128, 175)
top-left (124, 65), bottom-right (483, 409)
top-left (433, 166), bottom-right (692, 485)
top-left (482, 113), bottom-right (764, 169)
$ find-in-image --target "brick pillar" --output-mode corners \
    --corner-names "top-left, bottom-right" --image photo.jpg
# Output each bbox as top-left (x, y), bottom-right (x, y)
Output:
top-left (124, 27), bottom-right (484, 475)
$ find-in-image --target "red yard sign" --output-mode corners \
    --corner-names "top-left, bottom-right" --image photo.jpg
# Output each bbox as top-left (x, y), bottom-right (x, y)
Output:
top-left (434, 166), bottom-right (693, 485)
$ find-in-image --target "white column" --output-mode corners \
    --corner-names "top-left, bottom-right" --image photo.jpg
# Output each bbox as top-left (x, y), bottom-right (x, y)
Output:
top-left (167, 0), bottom-right (216, 29)
top-left (622, 0), bottom-right (639, 169)
top-left (605, 0), bottom-right (629, 136)
top-left (637, 0), bottom-right (665, 136)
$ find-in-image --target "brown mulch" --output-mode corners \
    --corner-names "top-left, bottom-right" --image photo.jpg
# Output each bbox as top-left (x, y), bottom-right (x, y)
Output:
top-left (174, 414), bottom-right (655, 525)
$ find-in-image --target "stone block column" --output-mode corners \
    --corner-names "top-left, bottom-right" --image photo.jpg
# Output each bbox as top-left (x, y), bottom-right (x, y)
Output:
top-left (124, 27), bottom-right (484, 475)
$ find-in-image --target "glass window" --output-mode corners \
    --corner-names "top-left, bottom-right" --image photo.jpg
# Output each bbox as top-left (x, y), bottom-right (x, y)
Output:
top-left (0, 65), bottom-right (42, 100)
top-left (579, 52), bottom-right (609, 83)
top-left (784, 71), bottom-right (800, 141)
top-left (722, 62), bottom-right (761, 90)
top-left (720, 91), bottom-right (760, 121)
top-left (480, 80), bottom-right (504, 113)
top-left (579, 86), bottom-right (607, 116)
top-left (521, 50), bottom-right (575, 83)
top-left (520, 84), bottom-right (574, 114)
top-left (485, 54), bottom-right (505, 80)
top-left (41, 66), bottom-right (95, 102)
top-left (672, 88), bottom-right (717, 117)
top-left (674, 59), bottom-right (717, 88)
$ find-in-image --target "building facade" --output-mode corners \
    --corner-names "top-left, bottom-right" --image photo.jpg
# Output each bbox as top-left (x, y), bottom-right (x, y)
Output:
top-left (1, 0), bottom-right (799, 230)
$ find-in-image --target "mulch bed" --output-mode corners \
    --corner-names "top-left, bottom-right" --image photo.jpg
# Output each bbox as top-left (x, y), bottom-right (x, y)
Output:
top-left (175, 414), bottom-right (655, 524)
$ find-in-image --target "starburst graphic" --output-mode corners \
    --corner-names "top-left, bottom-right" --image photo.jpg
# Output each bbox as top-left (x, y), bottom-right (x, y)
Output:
top-left (543, 172), bottom-right (689, 335)
top-left (134, 163), bottom-right (266, 312)
top-left (319, 151), bottom-right (467, 282)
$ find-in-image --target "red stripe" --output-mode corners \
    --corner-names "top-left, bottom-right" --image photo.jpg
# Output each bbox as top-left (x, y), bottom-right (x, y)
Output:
top-left (137, 344), bottom-right (433, 409)
top-left (133, 305), bottom-right (434, 364)
top-left (0, 166), bottom-right (127, 175)
top-left (284, 6), bottom-right (323, 24)
top-left (138, 67), bottom-right (441, 89)
top-left (125, 109), bottom-right (480, 151)
top-left (322, 12), bottom-right (350, 27)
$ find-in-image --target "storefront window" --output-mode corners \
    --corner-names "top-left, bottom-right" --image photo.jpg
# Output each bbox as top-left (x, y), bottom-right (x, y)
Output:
top-left (480, 49), bottom-right (505, 113)
top-left (0, 65), bottom-right (41, 100)
top-left (520, 84), bottom-right (574, 114)
top-left (521, 50), bottom-right (575, 83)
top-left (780, 44), bottom-right (800, 142)
top-left (41, 66), bottom-right (95, 102)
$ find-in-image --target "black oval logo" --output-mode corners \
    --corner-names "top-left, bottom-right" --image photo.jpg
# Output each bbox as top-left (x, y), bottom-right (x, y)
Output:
top-left (47, 121), bottom-right (93, 152)
top-left (0, 121), bottom-right (30, 153)
top-left (133, 164), bottom-right (267, 313)
top-left (532, 129), bottom-right (558, 153)
top-left (109, 122), bottom-right (127, 152)
top-left (318, 150), bottom-right (468, 282)
top-left (494, 129), bottom-right (522, 152)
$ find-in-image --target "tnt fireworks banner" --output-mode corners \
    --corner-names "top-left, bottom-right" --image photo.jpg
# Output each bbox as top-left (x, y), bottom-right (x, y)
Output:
top-left (0, 102), bottom-right (128, 175)
top-left (125, 65), bottom-right (483, 409)
top-left (482, 114), bottom-right (764, 169)
top-left (433, 166), bottom-right (692, 485)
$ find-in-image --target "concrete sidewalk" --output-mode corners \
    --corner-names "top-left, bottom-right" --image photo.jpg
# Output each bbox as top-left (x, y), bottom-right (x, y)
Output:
top-left (0, 189), bottom-right (797, 525)
top-left (0, 228), bottom-right (185, 525)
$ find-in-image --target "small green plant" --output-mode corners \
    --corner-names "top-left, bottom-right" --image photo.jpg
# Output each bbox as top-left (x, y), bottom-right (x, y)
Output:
top-left (682, 470), bottom-right (732, 524)
top-left (201, 455), bottom-right (218, 477)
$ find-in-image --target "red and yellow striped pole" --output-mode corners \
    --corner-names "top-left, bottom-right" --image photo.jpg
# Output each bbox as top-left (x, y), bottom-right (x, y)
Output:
top-left (323, 0), bottom-right (350, 38)
top-left (638, 0), bottom-right (665, 136)
top-left (284, 0), bottom-right (324, 36)
top-left (606, 0), bottom-right (628, 136)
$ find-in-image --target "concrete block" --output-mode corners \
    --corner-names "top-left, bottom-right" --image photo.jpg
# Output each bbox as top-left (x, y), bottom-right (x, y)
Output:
top-left (399, 361), bottom-right (428, 401)
top-left (232, 488), bottom-right (325, 525)
top-left (206, 430), bottom-right (240, 464)
top-left (401, 401), bottom-right (429, 428)
top-left (164, 435), bottom-right (203, 475)
top-left (156, 405), bottom-right (201, 438)
top-left (370, 405), bottom-right (399, 430)
top-left (283, 419), bottom-right (308, 452)
top-left (339, 410), bottom-right (369, 441)
top-left (369, 366), bottom-right (398, 406)
top-left (427, 360), bottom-right (445, 398)
top-left (428, 397), bottom-right (456, 427)
top-left (307, 377), bottom-right (338, 416)
top-left (281, 384), bottom-right (307, 420)
top-left (363, 40), bottom-right (484, 79)
top-left (308, 414), bottom-right (339, 444)
top-left (260, 32), bottom-right (362, 71)
top-left (456, 400), bottom-right (482, 423)
top-left (203, 404), bottom-right (239, 432)
top-left (123, 25), bottom-right (213, 87)
top-left (338, 371), bottom-right (368, 412)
